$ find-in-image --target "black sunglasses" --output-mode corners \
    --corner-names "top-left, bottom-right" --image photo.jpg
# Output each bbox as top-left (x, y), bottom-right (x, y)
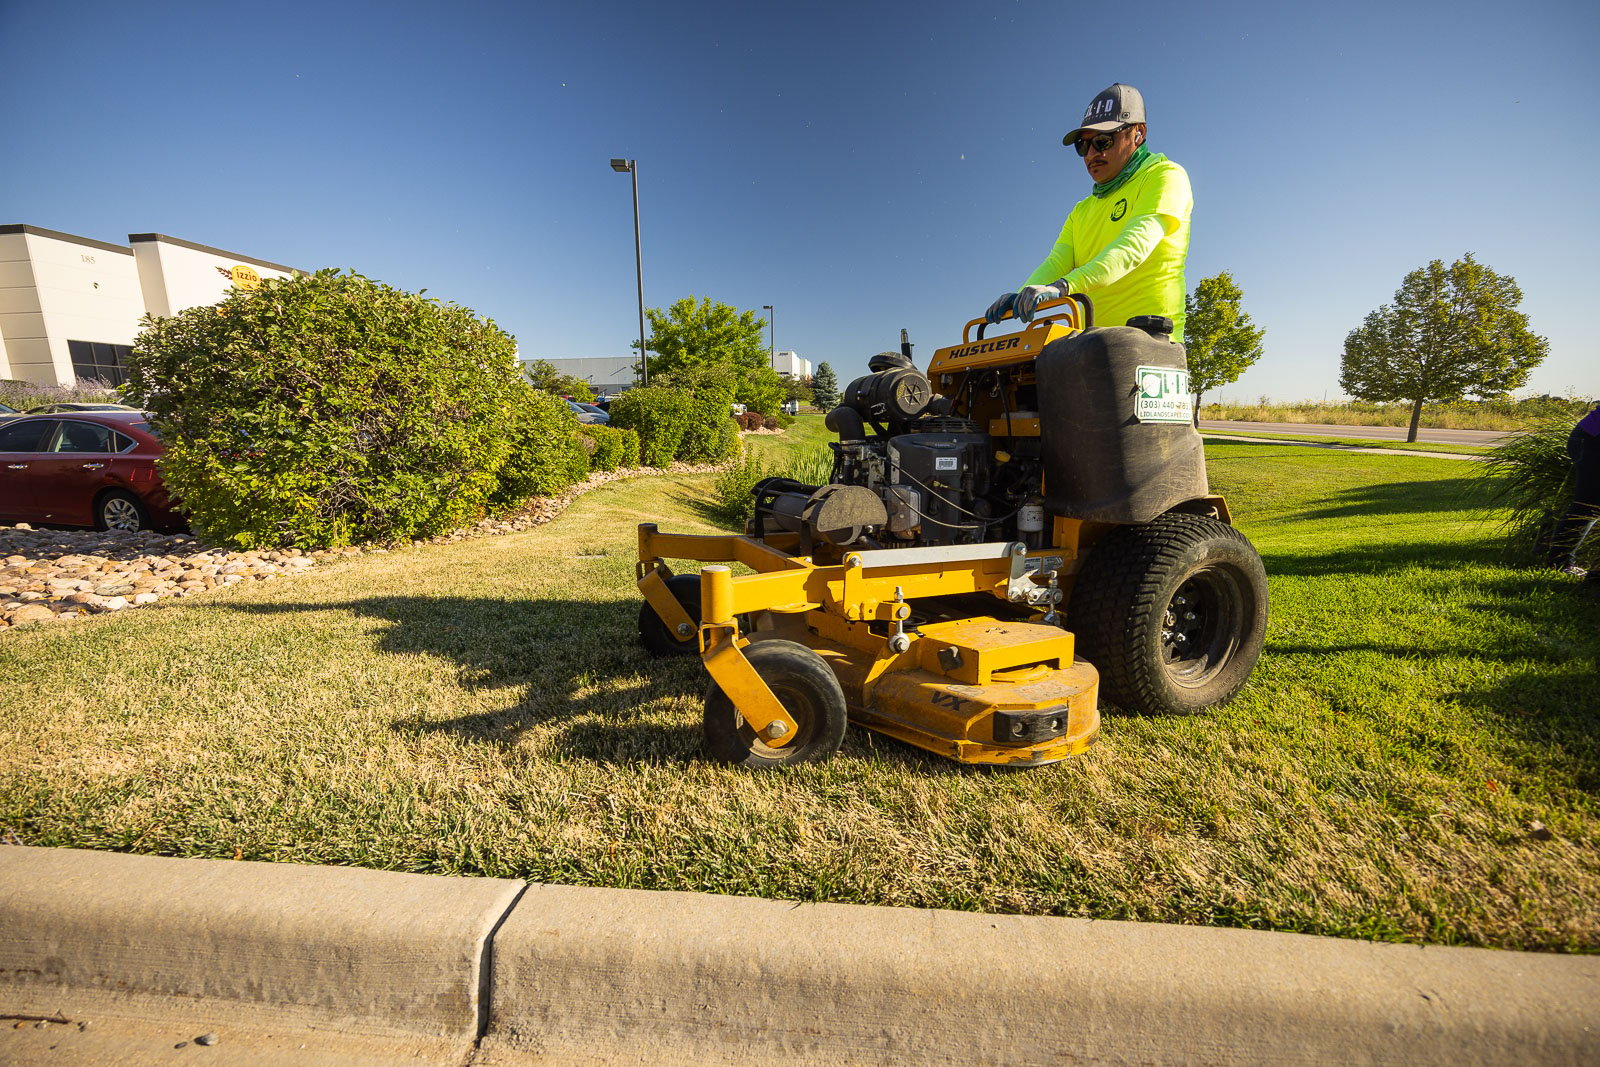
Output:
top-left (1073, 128), bottom-right (1124, 157)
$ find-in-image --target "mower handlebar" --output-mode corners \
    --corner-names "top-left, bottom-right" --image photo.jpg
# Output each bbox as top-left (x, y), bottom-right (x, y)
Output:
top-left (969, 293), bottom-right (1094, 342)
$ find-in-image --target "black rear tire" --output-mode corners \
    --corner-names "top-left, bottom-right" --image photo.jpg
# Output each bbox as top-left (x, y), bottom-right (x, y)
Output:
top-left (704, 640), bottom-right (848, 768)
top-left (1067, 513), bottom-right (1267, 714)
top-left (638, 574), bottom-right (702, 657)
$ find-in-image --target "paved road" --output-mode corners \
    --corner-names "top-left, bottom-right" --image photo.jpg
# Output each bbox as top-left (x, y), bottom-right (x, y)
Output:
top-left (1199, 420), bottom-right (1513, 447)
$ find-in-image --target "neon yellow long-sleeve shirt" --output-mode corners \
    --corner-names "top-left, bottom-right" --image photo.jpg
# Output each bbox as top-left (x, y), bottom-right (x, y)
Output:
top-left (1022, 155), bottom-right (1192, 340)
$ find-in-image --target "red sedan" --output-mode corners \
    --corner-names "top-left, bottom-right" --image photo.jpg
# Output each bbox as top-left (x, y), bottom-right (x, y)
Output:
top-left (0, 412), bottom-right (182, 531)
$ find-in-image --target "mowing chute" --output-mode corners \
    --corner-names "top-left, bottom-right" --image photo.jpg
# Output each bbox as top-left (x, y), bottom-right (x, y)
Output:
top-left (638, 299), bottom-right (1267, 767)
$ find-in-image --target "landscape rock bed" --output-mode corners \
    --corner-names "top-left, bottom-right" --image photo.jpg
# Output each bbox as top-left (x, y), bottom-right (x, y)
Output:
top-left (0, 460), bottom-right (726, 631)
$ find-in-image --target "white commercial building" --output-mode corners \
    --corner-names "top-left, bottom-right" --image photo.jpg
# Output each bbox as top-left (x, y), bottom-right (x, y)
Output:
top-left (771, 350), bottom-right (811, 379)
top-left (0, 225), bottom-right (301, 387)
top-left (532, 357), bottom-right (639, 395)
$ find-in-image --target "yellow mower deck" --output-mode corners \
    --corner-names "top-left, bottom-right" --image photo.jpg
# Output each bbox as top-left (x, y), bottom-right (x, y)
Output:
top-left (638, 524), bottom-right (1100, 766)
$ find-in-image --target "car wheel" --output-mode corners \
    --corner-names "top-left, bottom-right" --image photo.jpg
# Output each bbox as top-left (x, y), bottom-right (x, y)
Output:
top-left (96, 490), bottom-right (149, 532)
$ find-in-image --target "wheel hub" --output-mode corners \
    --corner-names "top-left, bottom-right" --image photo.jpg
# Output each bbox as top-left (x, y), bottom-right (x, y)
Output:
top-left (1159, 570), bottom-right (1243, 686)
top-left (104, 498), bottom-right (141, 530)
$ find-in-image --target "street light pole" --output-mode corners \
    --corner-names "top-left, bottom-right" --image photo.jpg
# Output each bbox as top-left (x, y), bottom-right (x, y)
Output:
top-left (610, 158), bottom-right (647, 387)
top-left (762, 304), bottom-right (775, 372)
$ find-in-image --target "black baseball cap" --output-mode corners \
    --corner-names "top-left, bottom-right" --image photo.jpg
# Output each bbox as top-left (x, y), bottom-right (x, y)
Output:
top-left (1063, 83), bottom-right (1146, 146)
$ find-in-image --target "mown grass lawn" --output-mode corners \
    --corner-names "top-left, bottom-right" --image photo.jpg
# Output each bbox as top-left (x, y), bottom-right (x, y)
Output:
top-left (3, 428), bottom-right (1597, 952)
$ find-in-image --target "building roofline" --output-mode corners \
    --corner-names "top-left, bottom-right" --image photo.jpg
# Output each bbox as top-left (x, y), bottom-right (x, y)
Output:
top-left (127, 233), bottom-right (302, 275)
top-left (0, 225), bottom-right (134, 256)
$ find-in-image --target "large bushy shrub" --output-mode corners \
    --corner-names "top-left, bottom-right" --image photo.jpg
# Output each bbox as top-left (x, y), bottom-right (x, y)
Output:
top-left (608, 386), bottom-right (737, 468)
top-left (129, 269), bottom-right (583, 548)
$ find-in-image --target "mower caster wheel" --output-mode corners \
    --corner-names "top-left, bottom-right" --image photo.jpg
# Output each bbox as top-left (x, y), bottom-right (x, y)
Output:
top-left (704, 640), bottom-right (848, 768)
top-left (639, 574), bottom-right (702, 657)
top-left (1068, 512), bottom-right (1268, 715)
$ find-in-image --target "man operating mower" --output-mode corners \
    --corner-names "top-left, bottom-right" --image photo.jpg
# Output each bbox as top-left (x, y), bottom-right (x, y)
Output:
top-left (987, 83), bottom-right (1193, 338)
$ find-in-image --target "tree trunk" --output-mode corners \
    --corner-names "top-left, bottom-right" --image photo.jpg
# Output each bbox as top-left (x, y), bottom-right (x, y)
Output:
top-left (1193, 392), bottom-right (1202, 428)
top-left (1407, 397), bottom-right (1424, 443)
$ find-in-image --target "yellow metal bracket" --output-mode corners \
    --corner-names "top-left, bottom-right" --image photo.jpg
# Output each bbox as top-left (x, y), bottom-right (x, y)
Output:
top-left (698, 567), bottom-right (798, 747)
top-left (638, 565), bottom-right (696, 641)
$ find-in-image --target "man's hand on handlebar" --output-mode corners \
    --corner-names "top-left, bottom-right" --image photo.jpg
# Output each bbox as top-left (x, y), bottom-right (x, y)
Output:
top-left (984, 292), bottom-right (1018, 324)
top-left (1014, 280), bottom-right (1069, 323)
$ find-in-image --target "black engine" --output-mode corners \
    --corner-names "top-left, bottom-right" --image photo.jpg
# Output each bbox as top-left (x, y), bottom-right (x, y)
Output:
top-left (753, 334), bottom-right (1048, 551)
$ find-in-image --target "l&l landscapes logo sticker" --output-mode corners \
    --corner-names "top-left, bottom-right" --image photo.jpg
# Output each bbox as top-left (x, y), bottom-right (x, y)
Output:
top-left (1134, 365), bottom-right (1192, 423)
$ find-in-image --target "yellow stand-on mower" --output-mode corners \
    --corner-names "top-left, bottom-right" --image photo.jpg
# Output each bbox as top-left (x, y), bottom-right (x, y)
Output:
top-left (637, 297), bottom-right (1267, 768)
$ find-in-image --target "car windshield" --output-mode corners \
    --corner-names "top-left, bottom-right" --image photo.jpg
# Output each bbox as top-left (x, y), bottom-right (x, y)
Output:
top-left (0, 402), bottom-right (15, 414)
top-left (579, 404), bottom-right (604, 414)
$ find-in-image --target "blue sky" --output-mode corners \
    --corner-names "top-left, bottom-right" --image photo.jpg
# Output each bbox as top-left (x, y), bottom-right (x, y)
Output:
top-left (3, 0), bottom-right (1595, 401)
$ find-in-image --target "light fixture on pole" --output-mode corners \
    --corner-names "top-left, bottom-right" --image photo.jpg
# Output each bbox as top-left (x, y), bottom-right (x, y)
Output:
top-left (762, 304), bottom-right (775, 372)
top-left (610, 158), bottom-right (647, 387)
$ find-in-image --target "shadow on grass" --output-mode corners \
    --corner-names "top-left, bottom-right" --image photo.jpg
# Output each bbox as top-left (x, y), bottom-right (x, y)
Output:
top-left (225, 594), bottom-right (706, 764)
top-left (1448, 661), bottom-right (1600, 794)
top-left (1264, 536), bottom-right (1510, 578)
top-left (675, 487), bottom-right (731, 530)
top-left (220, 594), bottom-right (967, 773)
top-left (1288, 476), bottom-right (1483, 521)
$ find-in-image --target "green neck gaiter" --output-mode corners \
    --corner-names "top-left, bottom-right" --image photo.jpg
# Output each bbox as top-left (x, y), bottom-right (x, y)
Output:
top-left (1093, 143), bottom-right (1152, 199)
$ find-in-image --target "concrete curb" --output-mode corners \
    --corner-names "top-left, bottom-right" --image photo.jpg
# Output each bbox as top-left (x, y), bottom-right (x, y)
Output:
top-left (0, 846), bottom-right (523, 1061)
top-left (3, 847), bottom-right (1598, 1064)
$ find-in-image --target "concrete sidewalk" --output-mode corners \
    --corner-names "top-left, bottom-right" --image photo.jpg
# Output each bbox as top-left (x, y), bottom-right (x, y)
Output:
top-left (2, 846), bottom-right (1596, 1064)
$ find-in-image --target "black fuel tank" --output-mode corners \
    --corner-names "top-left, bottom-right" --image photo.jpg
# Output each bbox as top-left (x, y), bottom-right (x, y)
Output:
top-left (1035, 325), bottom-right (1208, 523)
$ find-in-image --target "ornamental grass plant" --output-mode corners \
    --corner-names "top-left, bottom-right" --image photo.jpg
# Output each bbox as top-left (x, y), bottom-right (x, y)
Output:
top-left (1473, 411), bottom-right (1597, 570)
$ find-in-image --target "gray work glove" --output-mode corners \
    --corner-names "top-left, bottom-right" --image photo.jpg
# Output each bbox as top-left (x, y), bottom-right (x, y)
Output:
top-left (1015, 280), bottom-right (1069, 323)
top-left (984, 291), bottom-right (1018, 324)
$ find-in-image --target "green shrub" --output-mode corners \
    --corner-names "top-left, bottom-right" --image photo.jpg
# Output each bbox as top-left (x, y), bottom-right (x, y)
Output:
top-left (1474, 411), bottom-right (1597, 569)
top-left (129, 268), bottom-right (568, 548)
top-left (609, 387), bottom-right (737, 467)
top-left (582, 424), bottom-right (641, 472)
top-left (493, 391), bottom-right (590, 506)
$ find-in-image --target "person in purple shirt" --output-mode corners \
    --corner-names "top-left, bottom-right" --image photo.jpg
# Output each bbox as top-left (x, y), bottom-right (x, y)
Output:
top-left (1545, 401), bottom-right (1600, 584)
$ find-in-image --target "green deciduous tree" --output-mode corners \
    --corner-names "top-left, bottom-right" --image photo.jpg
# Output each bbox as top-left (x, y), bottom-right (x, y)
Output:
top-left (1184, 271), bottom-right (1265, 426)
top-left (638, 296), bottom-right (769, 377)
top-left (811, 362), bottom-right (840, 410)
top-left (652, 360), bottom-right (786, 415)
top-left (523, 359), bottom-right (595, 403)
top-left (1340, 254), bottom-right (1548, 442)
